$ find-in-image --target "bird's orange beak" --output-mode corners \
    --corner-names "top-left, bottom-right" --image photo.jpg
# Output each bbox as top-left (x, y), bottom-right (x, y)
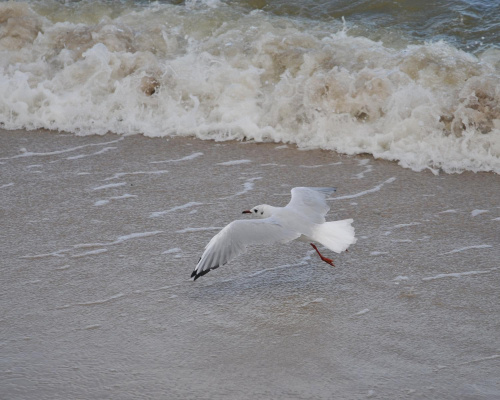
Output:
top-left (242, 210), bottom-right (252, 214)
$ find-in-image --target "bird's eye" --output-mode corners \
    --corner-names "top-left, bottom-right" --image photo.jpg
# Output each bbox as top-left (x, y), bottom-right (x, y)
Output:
top-left (253, 209), bottom-right (257, 213)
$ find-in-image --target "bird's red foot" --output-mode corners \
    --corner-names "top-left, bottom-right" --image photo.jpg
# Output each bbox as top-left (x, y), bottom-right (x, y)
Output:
top-left (320, 256), bottom-right (335, 267)
top-left (310, 243), bottom-right (336, 267)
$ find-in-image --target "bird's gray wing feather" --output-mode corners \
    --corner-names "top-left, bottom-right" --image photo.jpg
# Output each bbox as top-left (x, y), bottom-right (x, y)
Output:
top-left (192, 218), bottom-right (299, 280)
top-left (284, 187), bottom-right (336, 223)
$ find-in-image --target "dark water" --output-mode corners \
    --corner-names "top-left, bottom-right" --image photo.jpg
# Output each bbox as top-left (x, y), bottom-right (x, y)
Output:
top-left (29, 0), bottom-right (500, 51)
top-left (234, 0), bottom-right (500, 51)
top-left (149, 0), bottom-right (500, 52)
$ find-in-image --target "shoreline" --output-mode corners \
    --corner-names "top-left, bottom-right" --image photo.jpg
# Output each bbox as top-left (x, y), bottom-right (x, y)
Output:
top-left (1, 128), bottom-right (499, 399)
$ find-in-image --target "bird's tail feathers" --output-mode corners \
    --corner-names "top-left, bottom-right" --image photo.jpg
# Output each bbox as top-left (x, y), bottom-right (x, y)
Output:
top-left (312, 219), bottom-right (356, 253)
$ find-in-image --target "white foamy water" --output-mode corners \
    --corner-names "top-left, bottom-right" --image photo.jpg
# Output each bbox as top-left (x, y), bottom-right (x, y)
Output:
top-left (94, 193), bottom-right (136, 206)
top-left (21, 230), bottom-right (165, 259)
top-left (149, 152), bottom-right (204, 164)
top-left (150, 201), bottom-right (203, 218)
top-left (422, 268), bottom-right (497, 281)
top-left (442, 244), bottom-right (493, 255)
top-left (71, 248), bottom-right (108, 258)
top-left (176, 226), bottom-right (223, 233)
top-left (92, 182), bottom-right (127, 191)
top-left (353, 308), bottom-right (370, 316)
top-left (217, 159), bottom-right (252, 166)
top-left (0, 138), bottom-right (123, 160)
top-left (226, 176), bottom-right (262, 198)
top-left (66, 146), bottom-right (117, 160)
top-left (0, 1), bottom-right (499, 174)
top-left (391, 222), bottom-right (421, 229)
top-left (471, 209), bottom-right (489, 217)
top-left (102, 169), bottom-right (169, 181)
top-left (59, 292), bottom-right (125, 309)
top-left (331, 177), bottom-right (396, 200)
top-left (162, 247), bottom-right (182, 255)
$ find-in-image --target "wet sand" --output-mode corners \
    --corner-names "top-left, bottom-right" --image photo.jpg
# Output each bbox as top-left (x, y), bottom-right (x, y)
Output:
top-left (1, 129), bottom-right (499, 399)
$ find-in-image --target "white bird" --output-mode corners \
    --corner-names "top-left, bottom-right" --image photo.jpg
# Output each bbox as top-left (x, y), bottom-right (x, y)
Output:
top-left (191, 187), bottom-right (356, 280)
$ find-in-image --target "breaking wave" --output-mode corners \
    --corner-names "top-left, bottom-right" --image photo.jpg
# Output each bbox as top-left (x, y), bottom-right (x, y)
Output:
top-left (0, 1), bottom-right (499, 173)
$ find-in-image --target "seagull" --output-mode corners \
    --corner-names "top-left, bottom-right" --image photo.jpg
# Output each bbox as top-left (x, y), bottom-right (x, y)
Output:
top-left (191, 187), bottom-right (356, 280)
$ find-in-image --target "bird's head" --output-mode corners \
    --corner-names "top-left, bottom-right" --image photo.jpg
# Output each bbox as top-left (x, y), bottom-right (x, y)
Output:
top-left (242, 204), bottom-right (272, 219)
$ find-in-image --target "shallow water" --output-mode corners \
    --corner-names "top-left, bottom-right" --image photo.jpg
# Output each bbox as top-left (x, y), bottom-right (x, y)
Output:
top-left (1, 130), bottom-right (499, 399)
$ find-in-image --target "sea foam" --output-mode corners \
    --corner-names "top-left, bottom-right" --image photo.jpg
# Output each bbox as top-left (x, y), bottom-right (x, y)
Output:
top-left (0, 2), bottom-right (499, 174)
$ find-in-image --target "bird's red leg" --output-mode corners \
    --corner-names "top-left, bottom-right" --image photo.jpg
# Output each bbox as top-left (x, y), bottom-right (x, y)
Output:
top-left (310, 243), bottom-right (335, 267)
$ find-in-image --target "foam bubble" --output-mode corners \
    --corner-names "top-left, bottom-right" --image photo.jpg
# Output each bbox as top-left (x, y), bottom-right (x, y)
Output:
top-left (0, 2), bottom-right (499, 173)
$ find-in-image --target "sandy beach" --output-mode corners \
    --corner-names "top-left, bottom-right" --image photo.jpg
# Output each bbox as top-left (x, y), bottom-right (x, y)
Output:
top-left (1, 0), bottom-right (499, 397)
top-left (1, 128), bottom-right (499, 399)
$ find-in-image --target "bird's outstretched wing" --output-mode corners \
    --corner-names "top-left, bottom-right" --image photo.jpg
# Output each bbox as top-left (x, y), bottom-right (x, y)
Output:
top-left (285, 187), bottom-right (336, 223)
top-left (191, 218), bottom-right (300, 280)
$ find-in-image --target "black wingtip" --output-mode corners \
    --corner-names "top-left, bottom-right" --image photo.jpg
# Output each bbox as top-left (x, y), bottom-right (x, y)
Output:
top-left (191, 257), bottom-right (202, 279)
top-left (191, 264), bottom-right (220, 281)
top-left (192, 268), bottom-right (213, 281)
